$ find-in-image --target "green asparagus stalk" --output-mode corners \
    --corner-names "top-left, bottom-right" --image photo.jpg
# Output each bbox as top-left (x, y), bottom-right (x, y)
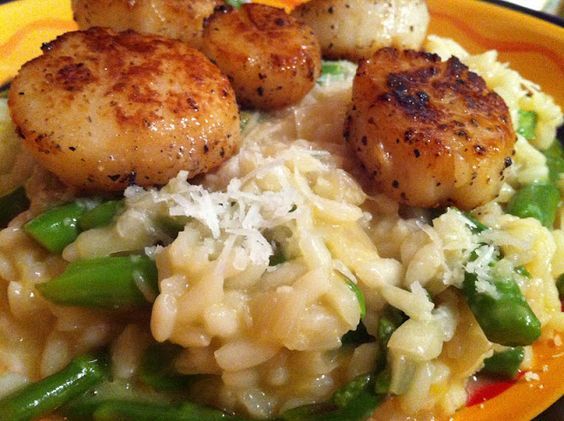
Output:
top-left (377, 307), bottom-right (406, 348)
top-left (37, 255), bottom-right (158, 309)
top-left (481, 347), bottom-right (525, 379)
top-left (92, 400), bottom-right (249, 421)
top-left (0, 354), bottom-right (107, 421)
top-left (24, 198), bottom-right (125, 253)
top-left (24, 201), bottom-right (90, 253)
top-left (516, 110), bottom-right (537, 140)
top-left (507, 183), bottom-right (560, 228)
top-left (332, 373), bottom-right (373, 408)
top-left (463, 271), bottom-right (541, 346)
top-left (79, 200), bottom-right (123, 231)
top-left (457, 211), bottom-right (542, 346)
top-left (373, 366), bottom-right (391, 395)
top-left (280, 390), bottom-right (382, 421)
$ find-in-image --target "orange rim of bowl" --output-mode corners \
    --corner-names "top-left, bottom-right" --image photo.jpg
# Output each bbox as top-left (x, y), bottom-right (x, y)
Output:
top-left (0, 0), bottom-right (562, 418)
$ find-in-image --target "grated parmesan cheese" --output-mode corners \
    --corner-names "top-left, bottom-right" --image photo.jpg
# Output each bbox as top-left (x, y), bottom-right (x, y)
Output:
top-left (124, 138), bottom-right (368, 270)
top-left (124, 170), bottom-right (301, 266)
top-left (464, 245), bottom-right (499, 298)
top-left (524, 371), bottom-right (540, 382)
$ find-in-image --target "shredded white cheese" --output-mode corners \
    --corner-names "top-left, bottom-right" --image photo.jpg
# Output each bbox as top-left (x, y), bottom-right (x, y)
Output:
top-left (524, 371), bottom-right (540, 382)
top-left (163, 171), bottom-right (299, 266)
top-left (124, 140), bottom-right (362, 269)
top-left (465, 244), bottom-right (499, 298)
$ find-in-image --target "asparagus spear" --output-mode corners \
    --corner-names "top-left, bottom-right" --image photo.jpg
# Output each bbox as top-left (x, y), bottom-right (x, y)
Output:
top-left (37, 255), bottom-right (158, 309)
top-left (92, 400), bottom-right (249, 421)
top-left (507, 183), bottom-right (560, 228)
top-left (481, 347), bottom-right (525, 379)
top-left (24, 201), bottom-right (89, 253)
top-left (79, 200), bottom-right (124, 231)
top-left (0, 354), bottom-right (107, 421)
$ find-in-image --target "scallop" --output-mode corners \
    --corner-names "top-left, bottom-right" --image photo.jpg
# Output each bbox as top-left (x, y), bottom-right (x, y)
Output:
top-left (345, 48), bottom-right (516, 209)
top-left (293, 0), bottom-right (429, 61)
top-left (9, 27), bottom-right (240, 191)
top-left (72, 0), bottom-right (221, 49)
top-left (202, 3), bottom-right (322, 110)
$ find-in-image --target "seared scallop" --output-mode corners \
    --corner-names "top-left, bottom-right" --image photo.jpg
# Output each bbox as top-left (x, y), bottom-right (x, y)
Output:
top-left (345, 48), bottom-right (515, 210)
top-left (9, 27), bottom-right (240, 191)
top-left (72, 0), bottom-right (220, 49)
top-left (292, 0), bottom-right (429, 61)
top-left (202, 4), bottom-right (322, 110)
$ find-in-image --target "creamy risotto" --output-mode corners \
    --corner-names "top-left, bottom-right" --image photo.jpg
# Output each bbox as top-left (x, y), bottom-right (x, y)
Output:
top-left (0, 36), bottom-right (562, 420)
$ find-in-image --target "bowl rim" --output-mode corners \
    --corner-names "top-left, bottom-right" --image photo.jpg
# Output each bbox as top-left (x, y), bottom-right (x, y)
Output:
top-left (481, 0), bottom-right (564, 27)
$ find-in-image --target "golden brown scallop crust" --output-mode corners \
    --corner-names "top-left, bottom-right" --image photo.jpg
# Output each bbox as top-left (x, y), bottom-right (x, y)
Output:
top-left (72, 0), bottom-right (221, 49)
top-left (292, 0), bottom-right (429, 61)
top-left (9, 27), bottom-right (240, 191)
top-left (202, 4), bottom-right (321, 110)
top-left (345, 48), bottom-right (515, 209)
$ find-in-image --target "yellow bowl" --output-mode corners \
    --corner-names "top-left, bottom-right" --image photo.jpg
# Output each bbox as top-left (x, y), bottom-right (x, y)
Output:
top-left (0, 0), bottom-right (562, 419)
top-left (0, 0), bottom-right (76, 86)
top-left (427, 0), bottom-right (564, 107)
